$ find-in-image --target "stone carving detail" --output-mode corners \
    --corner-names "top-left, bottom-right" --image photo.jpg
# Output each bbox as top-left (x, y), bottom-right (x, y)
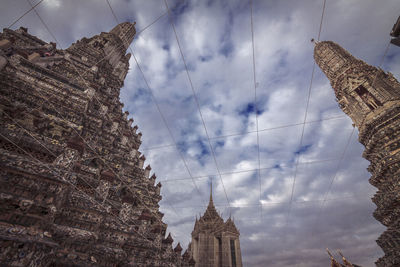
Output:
top-left (53, 148), bottom-right (79, 168)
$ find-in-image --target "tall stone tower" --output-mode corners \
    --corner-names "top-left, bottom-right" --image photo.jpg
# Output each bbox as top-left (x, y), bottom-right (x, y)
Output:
top-left (314, 41), bottom-right (400, 266)
top-left (187, 185), bottom-right (242, 267)
top-left (0, 23), bottom-right (190, 266)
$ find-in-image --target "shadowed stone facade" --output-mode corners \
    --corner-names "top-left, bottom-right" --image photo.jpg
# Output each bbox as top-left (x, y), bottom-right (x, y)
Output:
top-left (314, 41), bottom-right (400, 266)
top-left (0, 23), bottom-right (191, 266)
top-left (185, 186), bottom-right (242, 267)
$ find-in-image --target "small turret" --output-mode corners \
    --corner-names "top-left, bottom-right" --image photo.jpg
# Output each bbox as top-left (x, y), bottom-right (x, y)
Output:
top-left (163, 233), bottom-right (173, 244)
top-left (174, 242), bottom-right (183, 254)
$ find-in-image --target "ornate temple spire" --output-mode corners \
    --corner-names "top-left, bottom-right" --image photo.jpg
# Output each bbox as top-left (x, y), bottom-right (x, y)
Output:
top-left (315, 41), bottom-right (400, 266)
top-left (109, 22), bottom-right (136, 50)
top-left (202, 181), bottom-right (220, 220)
top-left (314, 41), bottom-right (400, 129)
top-left (66, 22), bottom-right (136, 81)
top-left (314, 41), bottom-right (361, 84)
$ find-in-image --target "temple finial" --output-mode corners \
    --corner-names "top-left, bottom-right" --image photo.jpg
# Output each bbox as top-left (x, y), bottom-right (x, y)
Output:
top-left (311, 38), bottom-right (319, 45)
top-left (326, 248), bottom-right (333, 258)
top-left (210, 180), bottom-right (213, 203)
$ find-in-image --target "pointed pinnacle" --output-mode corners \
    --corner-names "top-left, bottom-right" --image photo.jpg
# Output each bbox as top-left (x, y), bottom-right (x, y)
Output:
top-left (210, 180), bottom-right (213, 203)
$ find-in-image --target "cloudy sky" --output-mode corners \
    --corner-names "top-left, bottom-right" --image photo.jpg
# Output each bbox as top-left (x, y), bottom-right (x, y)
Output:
top-left (2, 0), bottom-right (400, 266)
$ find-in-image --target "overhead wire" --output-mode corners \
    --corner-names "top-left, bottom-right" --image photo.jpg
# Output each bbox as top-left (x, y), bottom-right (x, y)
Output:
top-left (285, 0), bottom-right (327, 226)
top-left (249, 0), bottom-right (263, 220)
top-left (26, 0), bottom-right (59, 44)
top-left (8, 0), bottom-right (45, 29)
top-left (104, 0), bottom-right (180, 217)
top-left (61, 4), bottom-right (170, 89)
top-left (158, 155), bottom-right (364, 183)
top-left (171, 193), bottom-right (374, 209)
top-left (163, 0), bottom-right (231, 209)
top-left (140, 115), bottom-right (347, 151)
top-left (104, 0), bottom-right (198, 215)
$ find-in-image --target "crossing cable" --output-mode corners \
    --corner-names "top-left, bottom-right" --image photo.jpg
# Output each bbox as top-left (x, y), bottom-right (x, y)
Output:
top-left (7, 0), bottom-right (45, 29)
top-left (249, 0), bottom-right (263, 220)
top-left (141, 115), bottom-right (347, 151)
top-left (19, 3), bottom-right (181, 227)
top-left (163, 0), bottom-right (231, 209)
top-left (104, 0), bottom-right (202, 212)
top-left (130, 51), bottom-right (204, 206)
top-left (171, 193), bottom-right (375, 209)
top-left (304, 129), bottom-right (355, 239)
top-left (0, 131), bottom-right (167, 254)
top-left (180, 191), bottom-right (382, 225)
top-left (82, 0), bottom-right (179, 220)
top-left (285, 0), bottom-right (327, 225)
top-left (26, 0), bottom-right (59, 45)
top-left (318, 130), bottom-right (355, 212)
top-left (105, 0), bottom-right (202, 206)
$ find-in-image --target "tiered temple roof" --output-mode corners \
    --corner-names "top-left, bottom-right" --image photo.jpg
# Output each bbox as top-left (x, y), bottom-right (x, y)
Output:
top-left (187, 184), bottom-right (242, 266)
top-left (192, 185), bottom-right (239, 236)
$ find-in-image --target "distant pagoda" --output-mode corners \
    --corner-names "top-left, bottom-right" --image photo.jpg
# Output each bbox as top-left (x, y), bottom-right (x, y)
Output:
top-left (314, 41), bottom-right (400, 266)
top-left (0, 23), bottom-right (190, 266)
top-left (185, 184), bottom-right (242, 267)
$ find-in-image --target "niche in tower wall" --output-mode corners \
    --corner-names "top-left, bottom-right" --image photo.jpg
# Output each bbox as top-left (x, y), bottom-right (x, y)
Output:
top-left (355, 85), bottom-right (382, 110)
top-left (217, 237), bottom-right (222, 267)
top-left (230, 239), bottom-right (236, 267)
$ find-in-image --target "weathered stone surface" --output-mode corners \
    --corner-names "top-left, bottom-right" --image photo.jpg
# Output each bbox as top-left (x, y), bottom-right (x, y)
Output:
top-left (0, 23), bottom-right (189, 266)
top-left (314, 41), bottom-right (400, 266)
